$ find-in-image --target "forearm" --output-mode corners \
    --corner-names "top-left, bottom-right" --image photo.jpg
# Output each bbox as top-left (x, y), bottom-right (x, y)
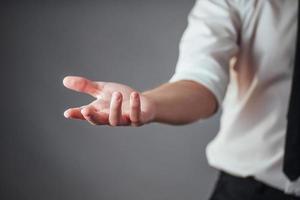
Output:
top-left (142, 80), bottom-right (218, 125)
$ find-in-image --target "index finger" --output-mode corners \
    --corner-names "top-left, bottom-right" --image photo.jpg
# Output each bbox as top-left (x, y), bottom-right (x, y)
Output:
top-left (63, 76), bottom-right (102, 98)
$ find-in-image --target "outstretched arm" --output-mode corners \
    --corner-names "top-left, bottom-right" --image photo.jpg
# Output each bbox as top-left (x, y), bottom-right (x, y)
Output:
top-left (63, 76), bottom-right (217, 126)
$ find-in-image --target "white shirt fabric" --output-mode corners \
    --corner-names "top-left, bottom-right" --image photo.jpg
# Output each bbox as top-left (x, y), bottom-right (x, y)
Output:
top-left (169, 0), bottom-right (300, 196)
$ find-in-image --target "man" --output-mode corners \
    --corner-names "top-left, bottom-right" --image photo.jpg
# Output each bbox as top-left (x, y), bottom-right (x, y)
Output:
top-left (63, 0), bottom-right (300, 199)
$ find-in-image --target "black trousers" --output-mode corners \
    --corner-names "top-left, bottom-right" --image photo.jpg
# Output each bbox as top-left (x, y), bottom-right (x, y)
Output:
top-left (209, 171), bottom-right (300, 200)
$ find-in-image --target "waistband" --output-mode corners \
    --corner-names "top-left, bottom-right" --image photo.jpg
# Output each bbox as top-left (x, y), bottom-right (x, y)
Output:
top-left (219, 171), bottom-right (300, 199)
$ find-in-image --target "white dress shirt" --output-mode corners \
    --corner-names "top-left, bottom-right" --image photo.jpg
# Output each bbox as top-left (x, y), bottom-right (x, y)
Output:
top-left (169, 0), bottom-right (300, 196)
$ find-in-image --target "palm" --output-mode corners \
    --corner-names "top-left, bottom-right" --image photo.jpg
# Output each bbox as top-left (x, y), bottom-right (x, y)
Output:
top-left (63, 76), bottom-right (155, 126)
top-left (88, 82), bottom-right (153, 124)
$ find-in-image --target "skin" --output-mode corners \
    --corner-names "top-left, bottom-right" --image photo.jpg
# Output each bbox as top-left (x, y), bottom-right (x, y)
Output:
top-left (63, 76), bottom-right (218, 126)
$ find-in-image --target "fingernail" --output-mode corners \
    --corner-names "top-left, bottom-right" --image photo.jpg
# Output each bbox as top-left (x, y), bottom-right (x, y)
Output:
top-left (114, 92), bottom-right (121, 100)
top-left (131, 92), bottom-right (137, 98)
top-left (63, 110), bottom-right (69, 118)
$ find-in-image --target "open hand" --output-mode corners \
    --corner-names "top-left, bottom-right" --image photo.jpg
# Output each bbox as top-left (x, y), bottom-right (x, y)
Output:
top-left (63, 76), bottom-right (156, 126)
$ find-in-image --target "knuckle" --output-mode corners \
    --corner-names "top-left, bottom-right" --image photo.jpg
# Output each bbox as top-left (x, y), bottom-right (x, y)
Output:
top-left (131, 104), bottom-right (139, 109)
top-left (131, 122), bottom-right (141, 127)
top-left (81, 109), bottom-right (90, 117)
top-left (79, 79), bottom-right (88, 91)
top-left (129, 114), bottom-right (138, 121)
top-left (130, 119), bottom-right (140, 124)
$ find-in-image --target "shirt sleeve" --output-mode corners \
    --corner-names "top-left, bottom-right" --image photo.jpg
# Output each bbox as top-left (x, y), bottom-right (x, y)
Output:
top-left (169, 0), bottom-right (241, 110)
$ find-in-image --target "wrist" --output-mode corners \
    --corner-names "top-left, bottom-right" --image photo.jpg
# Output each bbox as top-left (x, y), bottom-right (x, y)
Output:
top-left (141, 90), bottom-right (158, 124)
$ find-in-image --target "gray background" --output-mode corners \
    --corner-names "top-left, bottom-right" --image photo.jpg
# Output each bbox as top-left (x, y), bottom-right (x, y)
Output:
top-left (0, 1), bottom-right (221, 199)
